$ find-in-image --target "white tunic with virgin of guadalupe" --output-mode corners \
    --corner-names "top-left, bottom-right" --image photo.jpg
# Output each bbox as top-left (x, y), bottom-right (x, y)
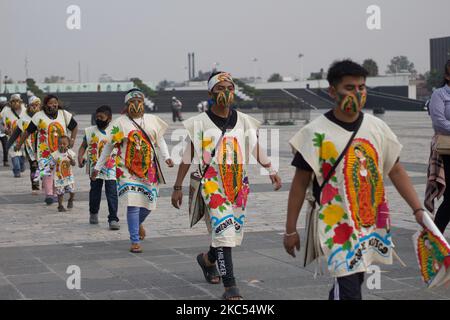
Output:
top-left (96, 114), bottom-right (169, 210)
top-left (183, 111), bottom-right (260, 248)
top-left (17, 113), bottom-right (37, 161)
top-left (0, 105), bottom-right (26, 157)
top-left (31, 110), bottom-right (73, 176)
top-left (289, 113), bottom-right (402, 278)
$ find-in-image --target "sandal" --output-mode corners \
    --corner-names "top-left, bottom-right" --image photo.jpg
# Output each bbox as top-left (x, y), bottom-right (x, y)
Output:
top-left (139, 224), bottom-right (146, 240)
top-left (196, 253), bottom-right (221, 284)
top-left (130, 243), bottom-right (142, 253)
top-left (222, 287), bottom-right (243, 300)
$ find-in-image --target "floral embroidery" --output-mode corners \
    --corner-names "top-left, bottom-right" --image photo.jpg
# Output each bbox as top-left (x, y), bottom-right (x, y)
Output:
top-left (314, 132), bottom-right (356, 252)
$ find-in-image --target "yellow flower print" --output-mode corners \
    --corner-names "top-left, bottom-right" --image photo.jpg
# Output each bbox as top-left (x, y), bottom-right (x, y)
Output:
top-left (202, 137), bottom-right (213, 150)
top-left (320, 141), bottom-right (338, 161)
top-left (39, 143), bottom-right (48, 151)
top-left (112, 132), bottom-right (124, 143)
top-left (38, 119), bottom-right (47, 129)
top-left (204, 181), bottom-right (219, 195)
top-left (322, 204), bottom-right (345, 226)
top-left (91, 135), bottom-right (99, 143)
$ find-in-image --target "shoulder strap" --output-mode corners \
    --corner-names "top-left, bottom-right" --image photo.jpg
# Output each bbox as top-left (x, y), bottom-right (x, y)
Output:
top-left (199, 109), bottom-right (233, 177)
top-left (317, 113), bottom-right (365, 194)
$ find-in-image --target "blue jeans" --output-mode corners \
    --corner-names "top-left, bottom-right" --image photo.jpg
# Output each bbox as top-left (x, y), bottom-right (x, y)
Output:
top-left (89, 179), bottom-right (119, 222)
top-left (11, 156), bottom-right (25, 176)
top-left (127, 206), bottom-right (150, 244)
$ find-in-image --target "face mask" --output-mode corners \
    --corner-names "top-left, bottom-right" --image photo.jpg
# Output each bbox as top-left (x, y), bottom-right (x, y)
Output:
top-left (128, 100), bottom-right (144, 117)
top-left (59, 145), bottom-right (68, 153)
top-left (45, 105), bottom-right (58, 116)
top-left (28, 104), bottom-right (40, 116)
top-left (213, 89), bottom-right (234, 108)
top-left (336, 91), bottom-right (367, 114)
top-left (96, 119), bottom-right (109, 129)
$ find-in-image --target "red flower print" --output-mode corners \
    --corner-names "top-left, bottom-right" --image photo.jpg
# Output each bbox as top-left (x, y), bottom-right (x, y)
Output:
top-left (321, 184), bottom-right (339, 205)
top-left (209, 194), bottom-right (226, 209)
top-left (333, 223), bottom-right (353, 245)
top-left (204, 167), bottom-right (217, 179)
top-left (39, 129), bottom-right (46, 136)
top-left (116, 167), bottom-right (124, 179)
top-left (39, 135), bottom-right (46, 143)
top-left (235, 185), bottom-right (250, 207)
top-left (376, 202), bottom-right (390, 229)
top-left (91, 143), bottom-right (98, 149)
top-left (322, 162), bottom-right (333, 179)
top-left (42, 150), bottom-right (50, 158)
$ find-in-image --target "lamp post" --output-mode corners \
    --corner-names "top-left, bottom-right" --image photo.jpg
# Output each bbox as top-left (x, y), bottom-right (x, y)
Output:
top-left (298, 53), bottom-right (304, 82)
top-left (252, 58), bottom-right (258, 83)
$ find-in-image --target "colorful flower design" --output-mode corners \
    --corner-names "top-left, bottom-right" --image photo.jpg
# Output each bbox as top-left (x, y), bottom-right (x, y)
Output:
top-left (204, 167), bottom-right (218, 179)
top-left (333, 223), bottom-right (354, 245)
top-left (204, 180), bottom-right (219, 195)
top-left (111, 126), bottom-right (124, 144)
top-left (209, 194), bottom-right (226, 209)
top-left (321, 204), bottom-right (346, 227)
top-left (321, 184), bottom-right (339, 205)
top-left (314, 132), bottom-right (356, 253)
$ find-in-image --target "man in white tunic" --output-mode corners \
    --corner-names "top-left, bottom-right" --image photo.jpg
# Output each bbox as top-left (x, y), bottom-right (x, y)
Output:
top-left (93, 89), bottom-right (173, 253)
top-left (284, 60), bottom-right (425, 300)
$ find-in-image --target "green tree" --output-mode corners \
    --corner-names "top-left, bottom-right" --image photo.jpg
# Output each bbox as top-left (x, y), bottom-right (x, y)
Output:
top-left (234, 78), bottom-right (261, 98)
top-left (130, 78), bottom-right (157, 98)
top-left (26, 78), bottom-right (45, 100)
top-left (425, 70), bottom-right (444, 91)
top-left (386, 56), bottom-right (416, 74)
top-left (268, 73), bottom-right (283, 82)
top-left (362, 59), bottom-right (379, 77)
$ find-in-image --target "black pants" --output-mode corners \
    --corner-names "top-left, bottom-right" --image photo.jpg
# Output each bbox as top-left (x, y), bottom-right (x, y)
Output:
top-left (207, 246), bottom-right (236, 288)
top-left (89, 179), bottom-right (119, 222)
top-left (435, 155), bottom-right (450, 233)
top-left (172, 110), bottom-right (182, 122)
top-left (329, 272), bottom-right (365, 300)
top-left (0, 136), bottom-right (7, 163)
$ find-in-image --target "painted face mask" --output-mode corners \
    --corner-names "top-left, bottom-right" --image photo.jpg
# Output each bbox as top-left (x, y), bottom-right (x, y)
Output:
top-left (128, 100), bottom-right (144, 118)
top-left (28, 103), bottom-right (40, 116)
top-left (337, 91), bottom-right (367, 114)
top-left (213, 89), bottom-right (234, 108)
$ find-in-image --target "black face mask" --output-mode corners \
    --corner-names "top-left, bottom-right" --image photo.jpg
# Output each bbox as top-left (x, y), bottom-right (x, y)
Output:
top-left (96, 119), bottom-right (109, 129)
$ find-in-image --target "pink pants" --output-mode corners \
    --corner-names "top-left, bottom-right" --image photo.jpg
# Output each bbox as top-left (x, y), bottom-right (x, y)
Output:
top-left (42, 175), bottom-right (55, 197)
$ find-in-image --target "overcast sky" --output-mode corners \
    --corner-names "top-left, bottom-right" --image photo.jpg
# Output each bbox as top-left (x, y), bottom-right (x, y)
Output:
top-left (1, 0), bottom-right (449, 84)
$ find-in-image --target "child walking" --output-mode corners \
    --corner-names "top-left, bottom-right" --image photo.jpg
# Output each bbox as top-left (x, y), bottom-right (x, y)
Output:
top-left (78, 105), bottom-right (120, 230)
top-left (50, 135), bottom-right (76, 212)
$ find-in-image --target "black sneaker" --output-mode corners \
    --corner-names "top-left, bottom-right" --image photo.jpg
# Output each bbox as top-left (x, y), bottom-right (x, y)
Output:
top-left (89, 214), bottom-right (99, 225)
top-left (58, 206), bottom-right (66, 212)
top-left (45, 197), bottom-right (54, 205)
top-left (109, 221), bottom-right (120, 230)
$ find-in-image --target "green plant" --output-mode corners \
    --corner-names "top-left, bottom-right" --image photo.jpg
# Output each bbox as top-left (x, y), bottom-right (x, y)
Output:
top-left (130, 78), bottom-right (157, 98)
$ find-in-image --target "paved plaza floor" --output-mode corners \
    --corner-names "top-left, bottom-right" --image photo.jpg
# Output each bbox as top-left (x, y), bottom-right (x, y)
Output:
top-left (0, 110), bottom-right (448, 300)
